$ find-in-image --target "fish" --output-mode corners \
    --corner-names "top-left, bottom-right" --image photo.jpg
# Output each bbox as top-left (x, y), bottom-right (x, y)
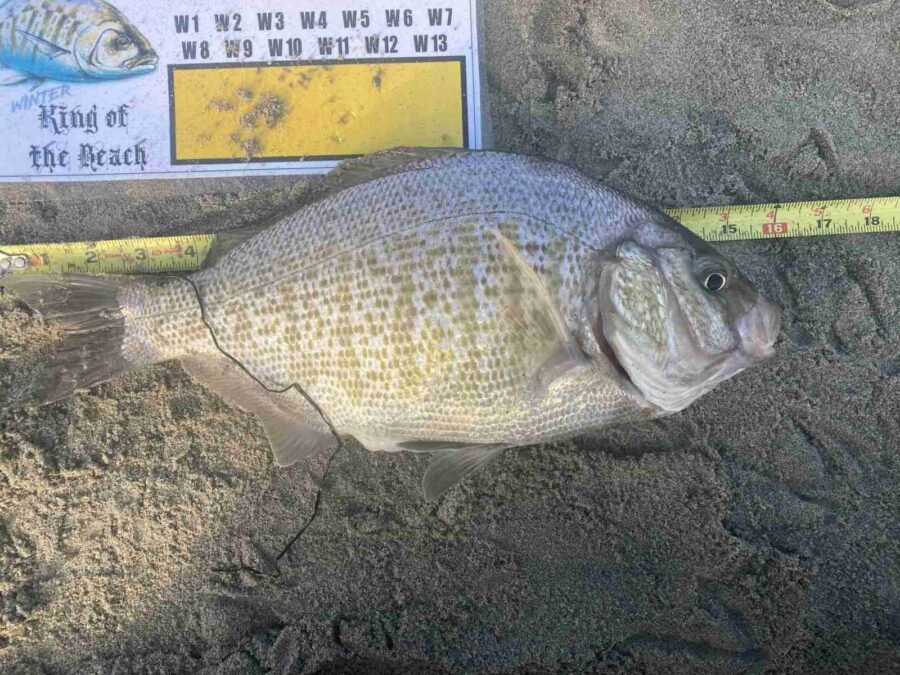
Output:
top-left (0, 0), bottom-right (157, 85)
top-left (1, 149), bottom-right (781, 499)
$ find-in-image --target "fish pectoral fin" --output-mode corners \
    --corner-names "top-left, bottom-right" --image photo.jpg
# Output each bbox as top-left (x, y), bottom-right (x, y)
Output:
top-left (16, 30), bottom-right (71, 59)
top-left (421, 444), bottom-right (507, 501)
top-left (180, 355), bottom-right (337, 466)
top-left (0, 65), bottom-right (32, 86)
top-left (490, 229), bottom-right (587, 395)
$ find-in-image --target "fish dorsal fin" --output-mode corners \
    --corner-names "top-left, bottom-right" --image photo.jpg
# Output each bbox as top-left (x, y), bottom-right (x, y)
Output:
top-left (422, 445), bottom-right (507, 501)
top-left (16, 30), bottom-right (70, 58)
top-left (0, 64), bottom-right (31, 86)
top-left (490, 229), bottom-right (587, 395)
top-left (180, 355), bottom-right (336, 466)
top-left (311, 147), bottom-right (471, 201)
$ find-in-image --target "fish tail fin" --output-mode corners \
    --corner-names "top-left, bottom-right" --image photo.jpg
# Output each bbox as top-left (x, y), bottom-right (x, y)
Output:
top-left (2, 273), bottom-right (159, 404)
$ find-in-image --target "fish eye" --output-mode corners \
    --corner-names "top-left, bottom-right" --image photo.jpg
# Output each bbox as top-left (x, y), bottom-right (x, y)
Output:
top-left (114, 34), bottom-right (133, 49)
top-left (695, 255), bottom-right (732, 293)
top-left (703, 271), bottom-right (727, 292)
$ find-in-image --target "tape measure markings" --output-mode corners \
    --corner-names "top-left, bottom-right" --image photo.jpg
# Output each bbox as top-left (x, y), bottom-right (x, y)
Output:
top-left (1, 196), bottom-right (898, 276)
top-left (668, 196), bottom-right (900, 242)
top-left (0, 235), bottom-right (215, 275)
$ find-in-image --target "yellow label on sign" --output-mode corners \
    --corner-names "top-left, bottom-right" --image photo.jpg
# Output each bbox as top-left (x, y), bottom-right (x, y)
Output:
top-left (169, 58), bottom-right (467, 164)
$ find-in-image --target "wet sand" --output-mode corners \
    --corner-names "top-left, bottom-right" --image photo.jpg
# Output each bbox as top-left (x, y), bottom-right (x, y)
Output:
top-left (2, 0), bottom-right (900, 672)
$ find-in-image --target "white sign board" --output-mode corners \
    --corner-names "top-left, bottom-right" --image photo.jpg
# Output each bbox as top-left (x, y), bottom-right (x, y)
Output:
top-left (0, 0), bottom-right (486, 181)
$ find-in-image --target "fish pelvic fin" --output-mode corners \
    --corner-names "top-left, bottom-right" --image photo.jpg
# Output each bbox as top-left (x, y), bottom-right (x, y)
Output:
top-left (181, 355), bottom-right (338, 466)
top-left (0, 64), bottom-right (32, 86)
top-left (2, 273), bottom-right (146, 405)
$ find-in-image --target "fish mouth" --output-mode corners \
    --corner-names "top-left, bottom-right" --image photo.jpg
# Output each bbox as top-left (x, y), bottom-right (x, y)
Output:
top-left (737, 297), bottom-right (781, 363)
top-left (125, 52), bottom-right (158, 70)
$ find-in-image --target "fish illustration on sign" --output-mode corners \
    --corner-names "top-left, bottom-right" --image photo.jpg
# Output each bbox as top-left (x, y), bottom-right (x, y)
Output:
top-left (1, 150), bottom-right (781, 500)
top-left (0, 0), bottom-right (157, 85)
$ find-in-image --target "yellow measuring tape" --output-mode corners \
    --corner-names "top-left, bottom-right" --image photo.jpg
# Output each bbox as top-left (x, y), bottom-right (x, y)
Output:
top-left (667, 196), bottom-right (900, 242)
top-left (1, 196), bottom-right (898, 275)
top-left (0, 235), bottom-right (216, 276)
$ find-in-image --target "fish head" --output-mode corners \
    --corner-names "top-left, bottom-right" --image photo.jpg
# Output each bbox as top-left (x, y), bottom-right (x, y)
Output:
top-left (74, 9), bottom-right (158, 79)
top-left (594, 227), bottom-right (780, 413)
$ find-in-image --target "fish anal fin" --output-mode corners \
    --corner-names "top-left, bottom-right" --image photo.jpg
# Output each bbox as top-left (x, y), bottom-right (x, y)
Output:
top-left (264, 413), bottom-right (334, 467)
top-left (422, 444), bottom-right (507, 501)
top-left (490, 229), bottom-right (587, 396)
top-left (180, 355), bottom-right (336, 466)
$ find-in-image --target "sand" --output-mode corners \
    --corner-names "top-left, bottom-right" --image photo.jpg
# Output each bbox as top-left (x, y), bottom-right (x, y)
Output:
top-left (2, 0), bottom-right (900, 672)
